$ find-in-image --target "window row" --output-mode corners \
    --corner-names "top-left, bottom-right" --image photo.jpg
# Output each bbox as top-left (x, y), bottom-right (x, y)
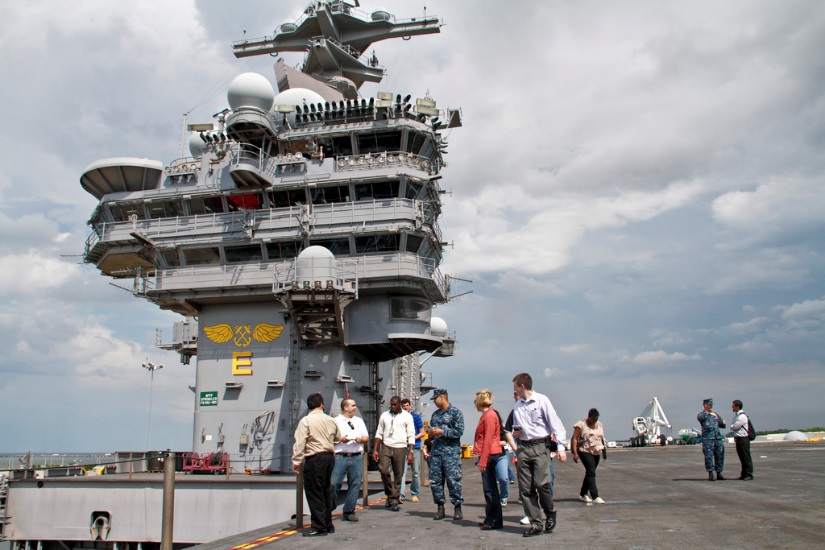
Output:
top-left (157, 232), bottom-right (429, 268)
top-left (100, 178), bottom-right (430, 223)
top-left (280, 128), bottom-right (438, 162)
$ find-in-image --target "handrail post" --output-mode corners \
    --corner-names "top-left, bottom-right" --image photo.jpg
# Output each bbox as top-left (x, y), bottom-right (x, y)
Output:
top-left (161, 451), bottom-right (175, 550)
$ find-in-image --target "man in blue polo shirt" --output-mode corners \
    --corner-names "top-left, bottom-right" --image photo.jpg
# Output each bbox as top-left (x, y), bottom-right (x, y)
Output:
top-left (400, 398), bottom-right (426, 502)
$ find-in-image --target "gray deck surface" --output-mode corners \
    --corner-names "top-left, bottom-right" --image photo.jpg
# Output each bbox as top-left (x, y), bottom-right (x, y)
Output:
top-left (194, 442), bottom-right (824, 549)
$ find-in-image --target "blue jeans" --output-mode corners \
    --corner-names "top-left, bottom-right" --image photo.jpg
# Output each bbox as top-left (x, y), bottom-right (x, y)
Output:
top-left (481, 454), bottom-right (504, 528)
top-left (507, 449), bottom-right (516, 482)
top-left (494, 450), bottom-right (509, 501)
top-left (330, 453), bottom-right (363, 515)
top-left (401, 448), bottom-right (421, 497)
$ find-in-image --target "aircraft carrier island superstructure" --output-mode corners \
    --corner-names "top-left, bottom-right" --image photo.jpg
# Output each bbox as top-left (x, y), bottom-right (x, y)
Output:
top-left (82, 0), bottom-right (461, 475)
top-left (0, 3), bottom-right (463, 548)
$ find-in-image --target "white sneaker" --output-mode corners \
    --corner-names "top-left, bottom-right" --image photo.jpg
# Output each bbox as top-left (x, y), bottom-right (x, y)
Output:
top-left (593, 497), bottom-right (606, 504)
top-left (500, 498), bottom-right (507, 507)
top-left (520, 516), bottom-right (530, 525)
top-left (579, 494), bottom-right (593, 503)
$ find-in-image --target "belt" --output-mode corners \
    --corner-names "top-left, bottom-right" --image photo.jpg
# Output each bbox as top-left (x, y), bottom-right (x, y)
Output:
top-left (306, 451), bottom-right (333, 459)
top-left (520, 438), bottom-right (548, 446)
top-left (336, 452), bottom-right (362, 457)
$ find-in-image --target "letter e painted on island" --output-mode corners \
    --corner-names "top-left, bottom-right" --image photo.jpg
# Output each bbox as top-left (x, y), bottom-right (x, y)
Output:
top-left (232, 351), bottom-right (253, 375)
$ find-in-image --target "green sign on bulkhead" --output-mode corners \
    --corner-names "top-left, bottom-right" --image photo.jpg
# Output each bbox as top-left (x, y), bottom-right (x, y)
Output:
top-left (200, 391), bottom-right (218, 406)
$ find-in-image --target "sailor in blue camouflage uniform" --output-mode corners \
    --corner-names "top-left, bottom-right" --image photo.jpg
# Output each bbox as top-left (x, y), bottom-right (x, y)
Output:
top-left (427, 388), bottom-right (465, 520)
top-left (697, 398), bottom-right (727, 481)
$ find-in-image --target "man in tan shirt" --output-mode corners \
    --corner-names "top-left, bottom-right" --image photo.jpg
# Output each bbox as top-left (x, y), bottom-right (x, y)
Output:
top-left (292, 393), bottom-right (341, 537)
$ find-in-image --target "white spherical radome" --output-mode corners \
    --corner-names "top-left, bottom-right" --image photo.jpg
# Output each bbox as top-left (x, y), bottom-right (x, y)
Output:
top-left (188, 133), bottom-right (208, 157)
top-left (227, 73), bottom-right (275, 111)
top-left (298, 245), bottom-right (335, 260)
top-left (430, 316), bottom-right (448, 337)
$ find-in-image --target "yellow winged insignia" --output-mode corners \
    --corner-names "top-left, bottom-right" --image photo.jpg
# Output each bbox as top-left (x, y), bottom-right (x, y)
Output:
top-left (204, 324), bottom-right (234, 344)
top-left (253, 323), bottom-right (285, 343)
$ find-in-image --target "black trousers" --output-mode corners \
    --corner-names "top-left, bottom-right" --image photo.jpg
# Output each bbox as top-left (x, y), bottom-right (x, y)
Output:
top-left (579, 452), bottom-right (601, 498)
top-left (735, 437), bottom-right (753, 477)
top-left (304, 452), bottom-right (335, 531)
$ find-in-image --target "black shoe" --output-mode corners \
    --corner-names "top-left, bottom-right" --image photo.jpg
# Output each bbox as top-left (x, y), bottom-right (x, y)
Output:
top-left (327, 525), bottom-right (335, 534)
top-left (743, 475), bottom-right (754, 481)
top-left (737, 475), bottom-right (746, 480)
top-left (434, 504), bottom-right (446, 520)
top-left (480, 524), bottom-right (502, 530)
top-left (545, 511), bottom-right (557, 533)
top-left (453, 505), bottom-right (463, 520)
top-left (390, 504), bottom-right (400, 512)
top-left (302, 529), bottom-right (327, 537)
top-left (342, 514), bottom-right (359, 522)
top-left (708, 472), bottom-right (715, 481)
top-left (716, 473), bottom-right (726, 481)
top-left (523, 527), bottom-right (544, 537)
top-left (385, 500), bottom-right (392, 508)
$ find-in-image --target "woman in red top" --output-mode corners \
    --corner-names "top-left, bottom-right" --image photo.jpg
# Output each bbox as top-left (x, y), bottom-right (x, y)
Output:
top-left (472, 389), bottom-right (504, 530)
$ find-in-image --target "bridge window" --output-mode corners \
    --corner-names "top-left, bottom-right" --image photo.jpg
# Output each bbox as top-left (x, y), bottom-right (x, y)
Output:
top-left (316, 135), bottom-right (353, 157)
top-left (409, 131), bottom-right (436, 161)
top-left (310, 238), bottom-right (350, 256)
top-left (188, 196), bottom-right (224, 215)
top-left (405, 234), bottom-right (423, 253)
top-left (157, 248), bottom-right (181, 267)
top-left (266, 241), bottom-right (300, 260)
top-left (147, 200), bottom-right (182, 219)
top-left (108, 202), bottom-right (146, 221)
top-left (354, 180), bottom-right (399, 201)
top-left (405, 181), bottom-right (423, 199)
top-left (225, 244), bottom-right (263, 263)
top-left (354, 234), bottom-right (399, 254)
top-left (311, 184), bottom-right (350, 204)
top-left (389, 297), bottom-right (432, 322)
top-left (357, 131), bottom-right (401, 154)
top-left (268, 188), bottom-right (306, 208)
top-left (227, 192), bottom-right (263, 211)
top-left (183, 247), bottom-right (221, 266)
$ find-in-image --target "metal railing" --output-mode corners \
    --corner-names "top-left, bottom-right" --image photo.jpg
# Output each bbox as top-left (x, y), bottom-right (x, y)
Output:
top-left (335, 151), bottom-right (436, 175)
top-left (85, 199), bottom-right (441, 253)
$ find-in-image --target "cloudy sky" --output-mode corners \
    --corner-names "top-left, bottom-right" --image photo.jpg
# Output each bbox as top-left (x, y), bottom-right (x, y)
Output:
top-left (1, 0), bottom-right (823, 452)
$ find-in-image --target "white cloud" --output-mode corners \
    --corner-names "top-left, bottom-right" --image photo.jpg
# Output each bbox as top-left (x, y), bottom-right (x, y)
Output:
top-left (0, 252), bottom-right (81, 296)
top-left (712, 175), bottom-right (825, 245)
top-left (633, 350), bottom-right (702, 365)
top-left (781, 297), bottom-right (825, 322)
top-left (560, 344), bottom-right (588, 355)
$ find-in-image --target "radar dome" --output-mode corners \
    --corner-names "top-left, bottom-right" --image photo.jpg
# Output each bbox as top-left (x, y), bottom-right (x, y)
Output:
top-left (430, 317), bottom-right (448, 337)
top-left (296, 246), bottom-right (336, 288)
top-left (227, 73), bottom-right (275, 111)
top-left (188, 133), bottom-right (208, 157)
top-left (273, 88), bottom-right (326, 127)
top-left (297, 245), bottom-right (335, 260)
top-left (783, 431), bottom-right (809, 441)
top-left (273, 88), bottom-right (326, 111)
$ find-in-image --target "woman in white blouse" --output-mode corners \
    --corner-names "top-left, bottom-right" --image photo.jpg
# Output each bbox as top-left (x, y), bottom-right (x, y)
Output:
top-left (571, 408), bottom-right (606, 504)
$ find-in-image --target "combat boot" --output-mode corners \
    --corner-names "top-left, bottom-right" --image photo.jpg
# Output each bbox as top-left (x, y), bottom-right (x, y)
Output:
top-left (433, 504), bottom-right (445, 520)
top-left (716, 472), bottom-right (726, 481)
top-left (453, 504), bottom-right (463, 520)
top-left (708, 472), bottom-right (715, 481)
